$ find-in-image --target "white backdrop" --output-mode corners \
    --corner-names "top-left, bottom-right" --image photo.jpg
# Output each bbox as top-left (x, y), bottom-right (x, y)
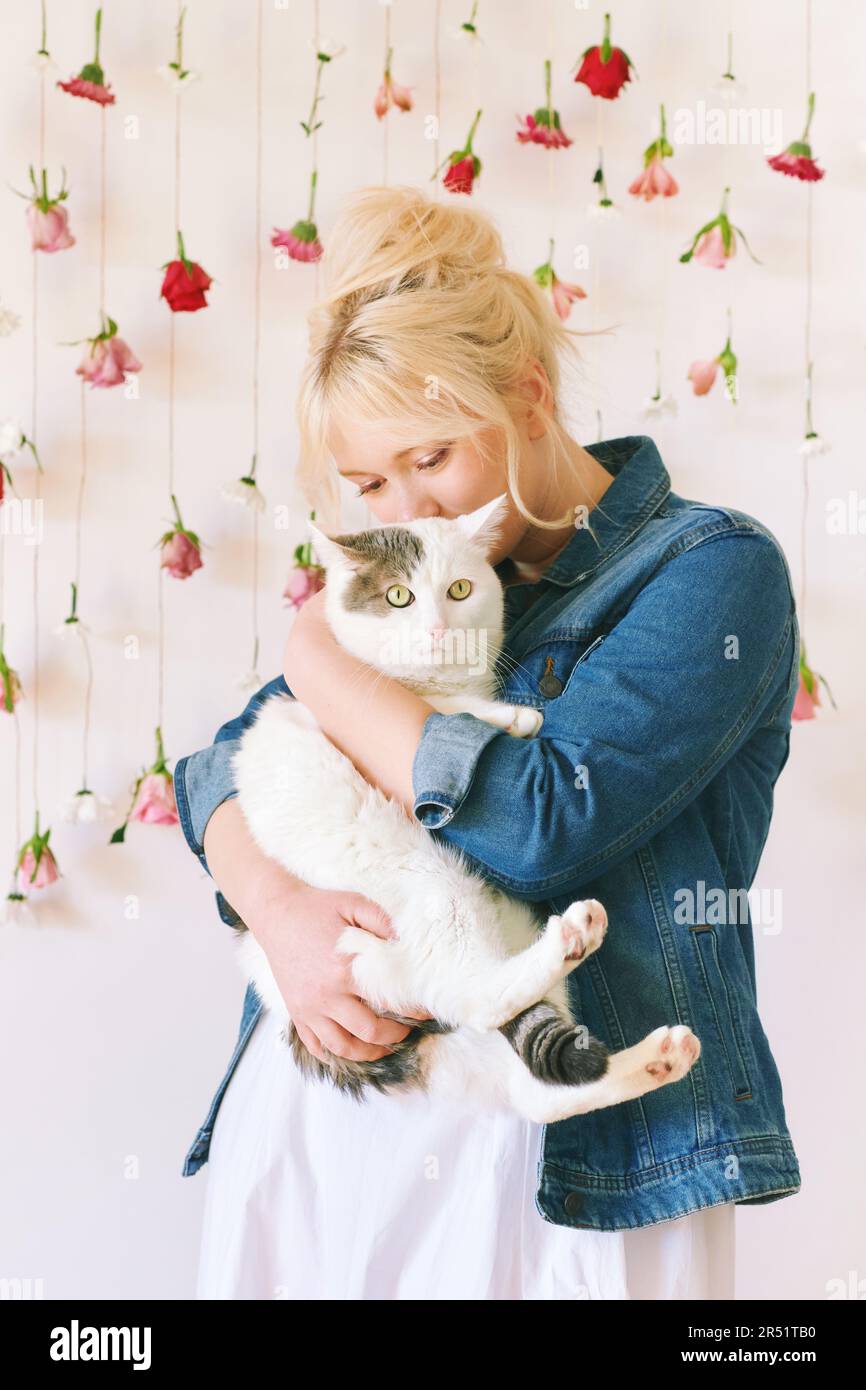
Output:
top-left (0, 0), bottom-right (864, 1300)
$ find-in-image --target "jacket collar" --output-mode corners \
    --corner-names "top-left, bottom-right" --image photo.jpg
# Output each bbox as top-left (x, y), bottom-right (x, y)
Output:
top-left (496, 435), bottom-right (671, 590)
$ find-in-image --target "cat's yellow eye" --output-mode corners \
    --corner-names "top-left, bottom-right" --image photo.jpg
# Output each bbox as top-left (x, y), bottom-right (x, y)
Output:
top-left (386, 584), bottom-right (414, 608)
top-left (447, 578), bottom-right (472, 601)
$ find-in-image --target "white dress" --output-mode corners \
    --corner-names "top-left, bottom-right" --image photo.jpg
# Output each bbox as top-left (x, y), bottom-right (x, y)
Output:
top-left (195, 1011), bottom-right (736, 1300)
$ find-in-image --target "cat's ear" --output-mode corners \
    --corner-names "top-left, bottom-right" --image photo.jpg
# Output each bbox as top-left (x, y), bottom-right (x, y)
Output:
top-left (454, 492), bottom-right (510, 557)
top-left (307, 519), bottom-right (367, 571)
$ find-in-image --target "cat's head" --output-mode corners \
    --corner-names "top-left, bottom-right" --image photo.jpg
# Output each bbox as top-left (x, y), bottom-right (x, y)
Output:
top-left (308, 494), bottom-right (509, 693)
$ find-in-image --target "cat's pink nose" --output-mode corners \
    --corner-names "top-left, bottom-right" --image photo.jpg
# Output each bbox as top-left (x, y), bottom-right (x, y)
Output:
top-left (429, 626), bottom-right (447, 644)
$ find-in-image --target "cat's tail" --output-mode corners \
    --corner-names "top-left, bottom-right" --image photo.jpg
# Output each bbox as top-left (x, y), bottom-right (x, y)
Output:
top-left (498, 1003), bottom-right (609, 1085)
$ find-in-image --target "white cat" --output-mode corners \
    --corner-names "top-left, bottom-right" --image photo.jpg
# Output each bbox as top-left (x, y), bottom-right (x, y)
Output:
top-left (231, 495), bottom-right (700, 1123)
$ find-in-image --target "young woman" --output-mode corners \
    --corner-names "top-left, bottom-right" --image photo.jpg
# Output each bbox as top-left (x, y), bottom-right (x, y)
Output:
top-left (175, 186), bottom-right (802, 1300)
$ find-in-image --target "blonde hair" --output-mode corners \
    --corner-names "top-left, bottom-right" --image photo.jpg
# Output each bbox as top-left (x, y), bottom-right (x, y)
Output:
top-left (296, 184), bottom-right (596, 532)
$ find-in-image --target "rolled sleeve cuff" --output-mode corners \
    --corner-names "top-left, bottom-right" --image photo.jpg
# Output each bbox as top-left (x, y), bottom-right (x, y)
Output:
top-left (411, 710), bottom-right (503, 830)
top-left (174, 740), bottom-right (242, 870)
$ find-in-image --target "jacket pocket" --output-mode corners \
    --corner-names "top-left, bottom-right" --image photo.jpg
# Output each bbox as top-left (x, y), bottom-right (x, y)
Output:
top-left (690, 925), bottom-right (754, 1100)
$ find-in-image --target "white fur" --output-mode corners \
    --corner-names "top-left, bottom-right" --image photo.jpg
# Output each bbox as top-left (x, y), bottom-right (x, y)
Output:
top-left (232, 497), bottom-right (700, 1120)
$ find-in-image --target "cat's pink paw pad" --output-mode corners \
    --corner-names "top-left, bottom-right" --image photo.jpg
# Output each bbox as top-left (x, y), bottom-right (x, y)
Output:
top-left (644, 1025), bottom-right (701, 1081)
top-left (558, 898), bottom-right (608, 961)
top-left (506, 706), bottom-right (544, 738)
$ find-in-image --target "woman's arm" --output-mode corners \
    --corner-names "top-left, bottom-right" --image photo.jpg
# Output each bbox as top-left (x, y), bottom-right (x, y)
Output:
top-left (287, 532), bottom-right (799, 904)
top-left (283, 587), bottom-right (433, 815)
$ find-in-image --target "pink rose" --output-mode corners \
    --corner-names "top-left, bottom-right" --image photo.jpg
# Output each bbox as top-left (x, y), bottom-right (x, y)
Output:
top-left (77, 335), bottom-right (142, 388)
top-left (131, 772), bottom-right (178, 825)
top-left (17, 844), bottom-right (60, 892)
top-left (629, 154), bottom-right (679, 201)
top-left (687, 359), bottom-right (720, 396)
top-left (283, 564), bottom-right (325, 610)
top-left (693, 225), bottom-right (730, 269)
top-left (160, 531), bottom-right (203, 579)
top-left (26, 203), bottom-right (75, 253)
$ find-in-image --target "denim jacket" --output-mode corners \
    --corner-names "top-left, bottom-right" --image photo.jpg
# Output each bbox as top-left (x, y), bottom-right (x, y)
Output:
top-left (175, 434), bottom-right (802, 1232)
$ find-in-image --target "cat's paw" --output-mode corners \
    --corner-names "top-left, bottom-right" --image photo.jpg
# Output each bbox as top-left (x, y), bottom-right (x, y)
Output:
top-left (506, 704), bottom-right (544, 738)
top-left (634, 1024), bottom-right (701, 1086)
top-left (549, 898), bottom-right (608, 963)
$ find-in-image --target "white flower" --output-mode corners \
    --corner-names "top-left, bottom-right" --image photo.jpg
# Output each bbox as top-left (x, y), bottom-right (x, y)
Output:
top-left (798, 433), bottom-right (831, 458)
top-left (53, 617), bottom-right (90, 641)
top-left (220, 477), bottom-right (267, 512)
top-left (0, 304), bottom-right (21, 338)
top-left (31, 51), bottom-right (59, 76)
top-left (708, 75), bottom-right (748, 102)
top-left (236, 669), bottom-right (264, 696)
top-left (0, 419), bottom-right (25, 460)
top-left (642, 394), bottom-right (678, 419)
top-left (449, 23), bottom-right (483, 43)
top-left (156, 63), bottom-right (199, 91)
top-left (587, 200), bottom-right (621, 221)
top-left (312, 36), bottom-right (346, 61)
top-left (61, 788), bottom-right (114, 824)
top-left (0, 893), bottom-right (35, 926)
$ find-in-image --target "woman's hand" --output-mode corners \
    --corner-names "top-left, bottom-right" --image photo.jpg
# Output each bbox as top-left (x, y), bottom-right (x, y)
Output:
top-left (204, 798), bottom-right (433, 1063)
top-left (249, 874), bottom-right (434, 1063)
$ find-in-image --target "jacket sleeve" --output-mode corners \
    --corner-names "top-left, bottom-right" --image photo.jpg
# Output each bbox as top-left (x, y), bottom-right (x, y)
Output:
top-left (174, 675), bottom-right (292, 918)
top-left (410, 531), bottom-right (799, 903)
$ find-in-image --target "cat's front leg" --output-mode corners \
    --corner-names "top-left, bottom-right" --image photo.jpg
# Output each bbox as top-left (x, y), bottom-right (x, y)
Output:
top-left (427, 693), bottom-right (544, 738)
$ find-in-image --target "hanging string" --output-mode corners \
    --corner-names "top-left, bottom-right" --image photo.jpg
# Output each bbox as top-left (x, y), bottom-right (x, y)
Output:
top-left (30, 18), bottom-right (48, 824)
top-left (799, 0), bottom-right (813, 622)
top-left (248, 0), bottom-right (263, 680)
top-left (159, 0), bottom-right (184, 738)
top-left (592, 98), bottom-right (604, 438)
top-left (381, 1), bottom-right (390, 185)
top-left (312, 0), bottom-right (321, 296)
top-left (432, 0), bottom-right (441, 192)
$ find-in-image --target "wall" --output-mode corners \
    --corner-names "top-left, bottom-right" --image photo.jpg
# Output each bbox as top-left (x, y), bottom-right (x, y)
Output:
top-left (0, 0), bottom-right (864, 1300)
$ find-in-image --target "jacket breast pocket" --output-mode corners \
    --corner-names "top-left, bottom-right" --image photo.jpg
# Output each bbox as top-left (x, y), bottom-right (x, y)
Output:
top-left (512, 634), bottom-right (607, 706)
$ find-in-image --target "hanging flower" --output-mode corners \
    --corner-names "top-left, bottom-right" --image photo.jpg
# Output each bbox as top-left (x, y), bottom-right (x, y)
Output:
top-left (12, 166), bottom-right (75, 253)
top-left (629, 104), bottom-right (678, 200)
top-left (310, 37), bottom-right (346, 62)
top-left (435, 109), bottom-right (483, 195)
top-left (688, 332), bottom-right (738, 402)
top-left (532, 239), bottom-right (586, 321)
top-left (160, 230), bottom-right (213, 311)
top-left (157, 5), bottom-right (199, 91)
top-left (53, 582), bottom-right (90, 640)
top-left (517, 60), bottom-right (573, 148)
top-left (73, 315), bottom-right (142, 388)
top-left (236, 669), bottom-right (264, 697)
top-left (111, 727), bottom-right (178, 843)
top-left (768, 92), bottom-right (825, 182)
top-left (0, 891), bottom-right (35, 926)
top-left (798, 362), bottom-right (829, 457)
top-left (680, 187), bottom-right (760, 268)
top-left (62, 787), bottom-right (113, 824)
top-left (587, 150), bottom-right (619, 218)
top-left (283, 513), bottom-right (326, 610)
top-left (798, 432), bottom-right (830, 458)
top-left (0, 300), bottom-right (21, 337)
top-left (0, 420), bottom-right (41, 470)
top-left (15, 813), bottom-right (61, 893)
top-left (573, 12), bottom-right (634, 101)
top-left (708, 33), bottom-right (746, 103)
top-left (642, 393), bottom-right (678, 418)
top-left (57, 7), bottom-right (115, 106)
top-left (157, 493), bottom-right (204, 579)
top-left (221, 456), bottom-right (266, 512)
top-left (271, 220), bottom-right (323, 263)
top-left (792, 644), bottom-right (835, 722)
top-left (374, 47), bottom-right (413, 118)
top-left (0, 625), bottom-right (22, 713)
top-left (451, 2), bottom-right (481, 42)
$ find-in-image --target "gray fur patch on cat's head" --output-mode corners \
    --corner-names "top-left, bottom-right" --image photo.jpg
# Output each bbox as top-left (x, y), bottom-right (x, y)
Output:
top-left (319, 526), bottom-right (425, 613)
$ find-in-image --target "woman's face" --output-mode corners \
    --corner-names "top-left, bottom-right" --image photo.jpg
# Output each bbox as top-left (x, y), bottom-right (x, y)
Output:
top-left (327, 418), bottom-right (533, 565)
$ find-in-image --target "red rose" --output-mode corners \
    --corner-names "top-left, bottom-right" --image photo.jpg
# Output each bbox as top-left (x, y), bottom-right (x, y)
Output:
top-left (574, 12), bottom-right (633, 100)
top-left (161, 256), bottom-right (212, 313)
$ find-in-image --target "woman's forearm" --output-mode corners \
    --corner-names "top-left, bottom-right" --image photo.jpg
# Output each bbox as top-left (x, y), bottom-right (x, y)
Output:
top-left (202, 797), bottom-right (308, 940)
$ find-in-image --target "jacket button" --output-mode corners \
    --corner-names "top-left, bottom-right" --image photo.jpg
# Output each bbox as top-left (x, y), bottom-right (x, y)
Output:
top-left (539, 656), bottom-right (563, 697)
top-left (563, 1191), bottom-right (584, 1216)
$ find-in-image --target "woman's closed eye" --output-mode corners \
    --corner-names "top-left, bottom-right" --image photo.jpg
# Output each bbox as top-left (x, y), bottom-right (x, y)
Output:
top-left (355, 446), bottom-right (452, 497)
